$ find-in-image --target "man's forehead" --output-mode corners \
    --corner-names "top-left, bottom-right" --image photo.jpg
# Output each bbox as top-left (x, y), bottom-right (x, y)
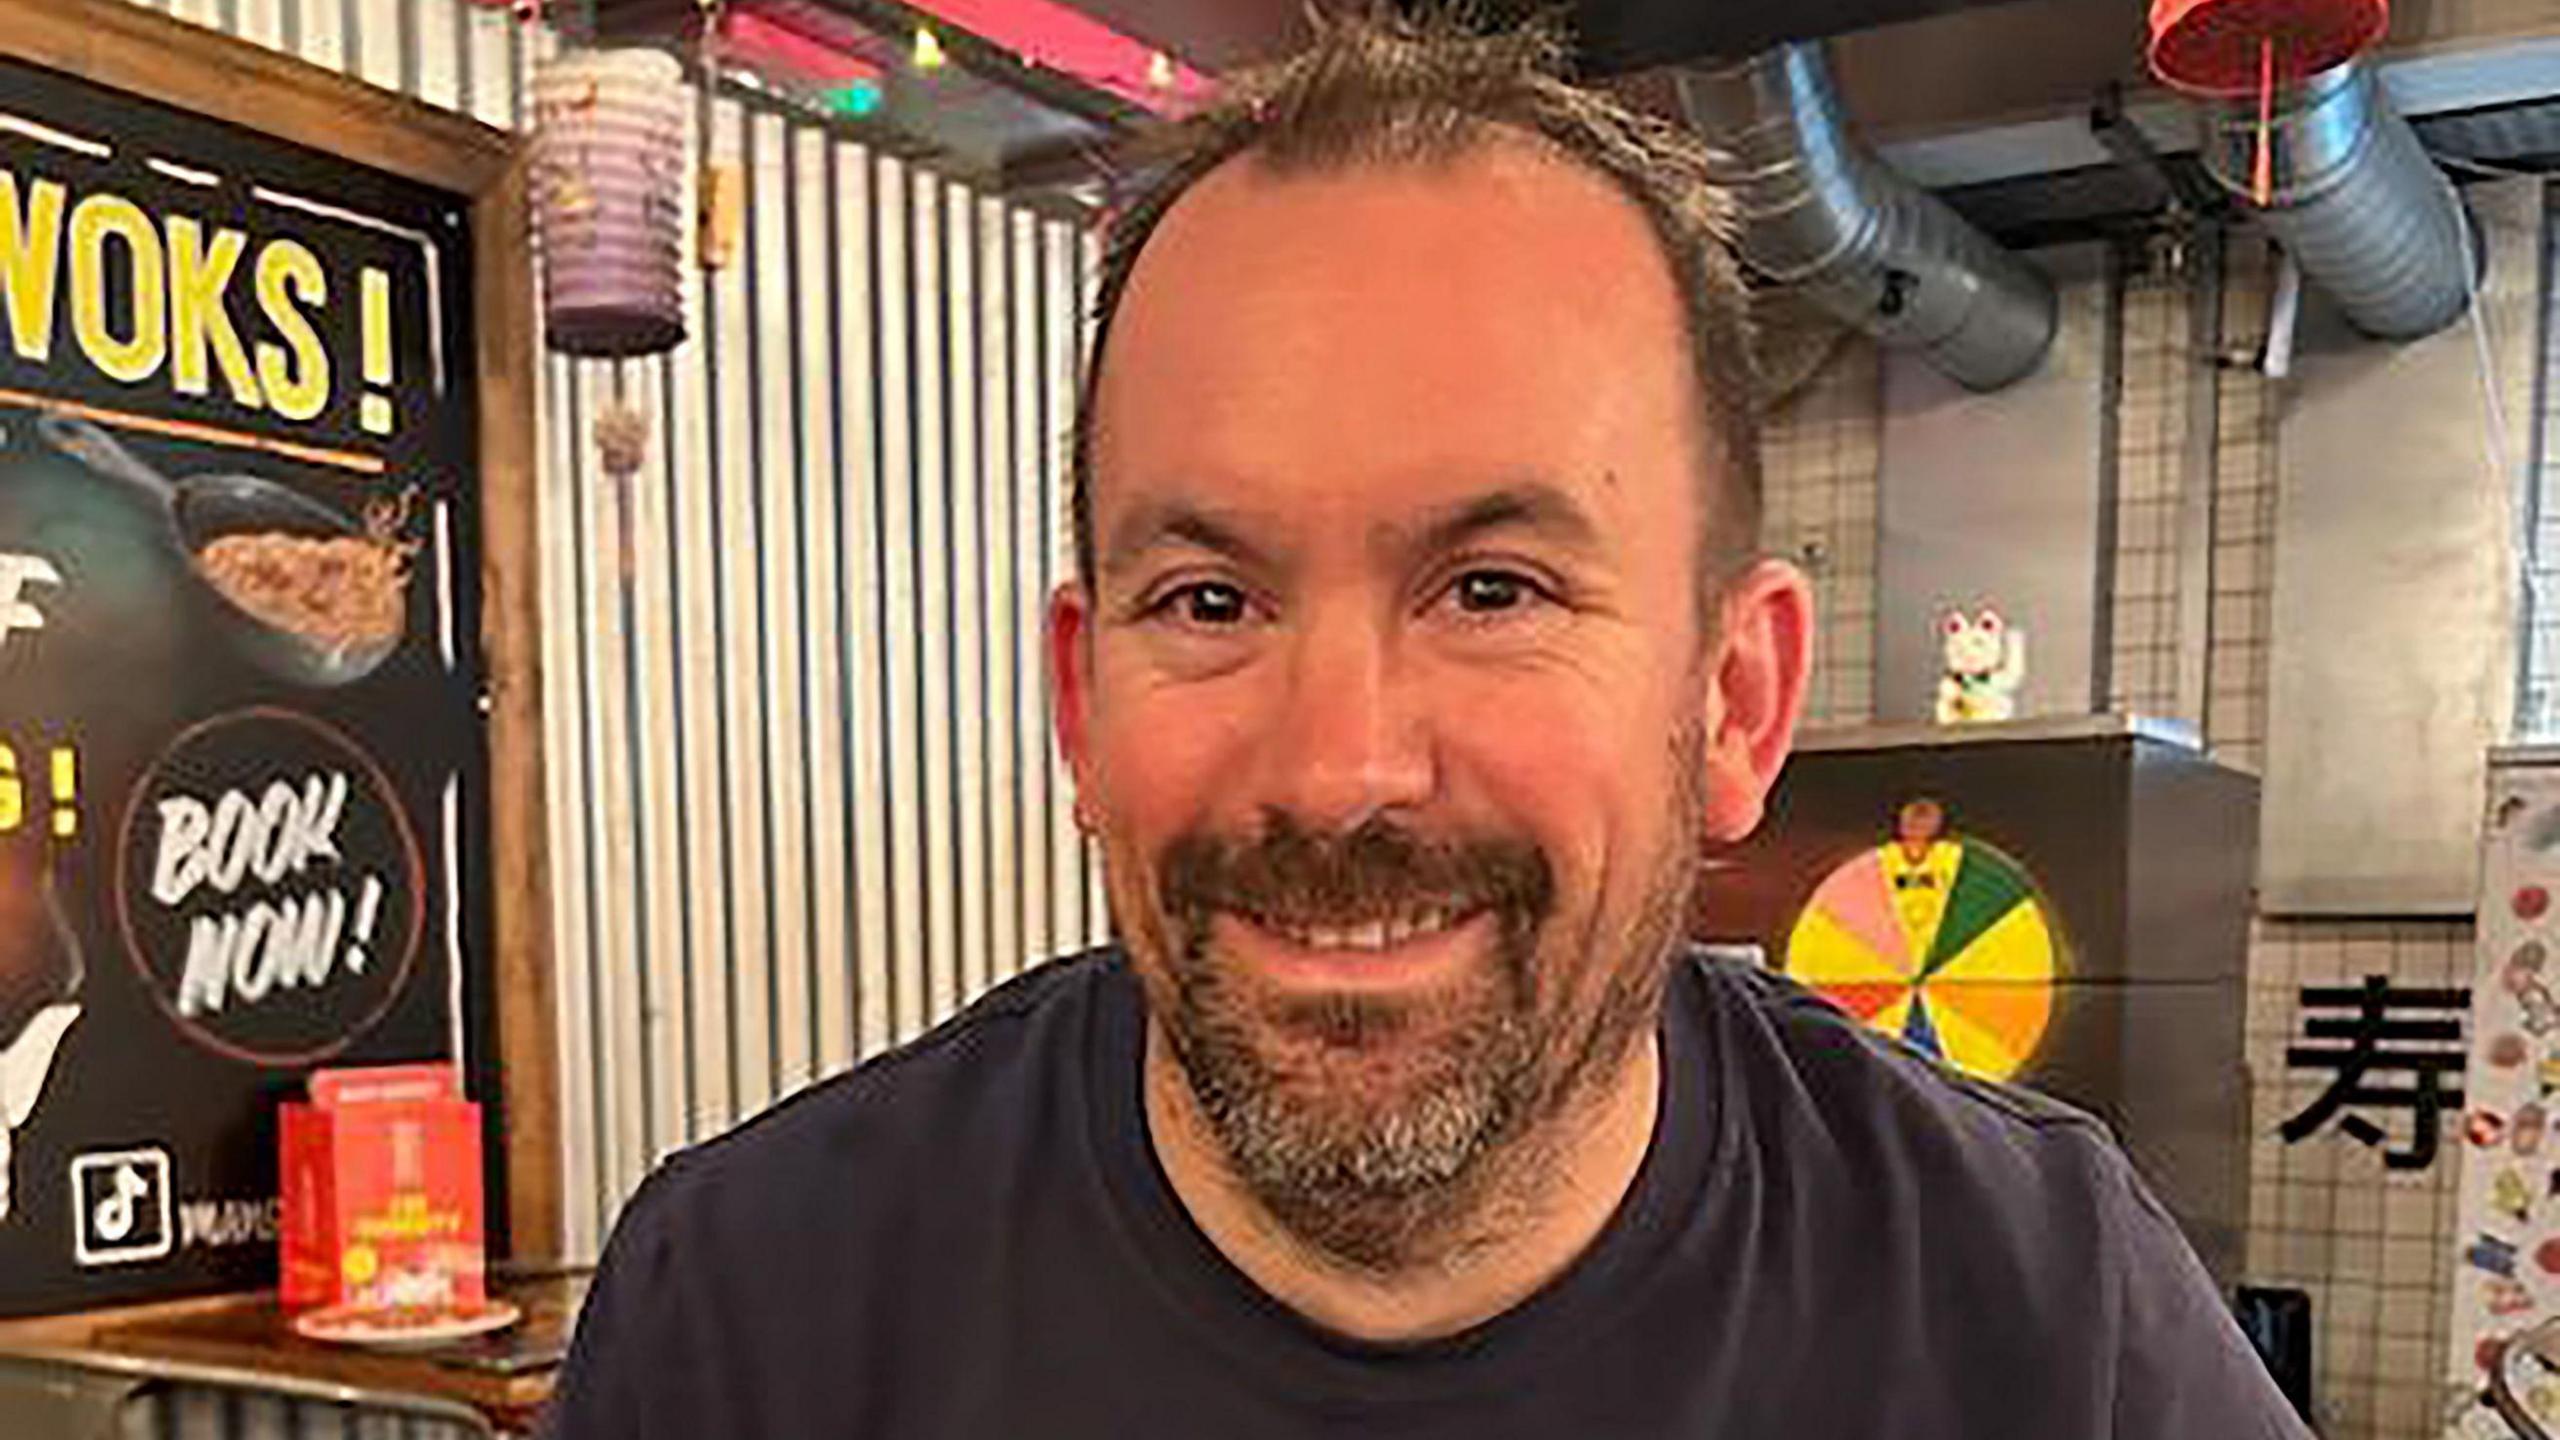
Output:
top-left (1130, 131), bottom-right (1667, 302)
top-left (1088, 133), bottom-right (1701, 556)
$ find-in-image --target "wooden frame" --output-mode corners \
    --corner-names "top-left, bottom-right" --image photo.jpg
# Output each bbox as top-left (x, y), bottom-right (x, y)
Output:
top-left (0, 0), bottom-right (561, 1262)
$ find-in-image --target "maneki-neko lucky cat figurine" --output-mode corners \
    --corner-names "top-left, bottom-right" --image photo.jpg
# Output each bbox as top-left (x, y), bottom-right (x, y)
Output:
top-left (1935, 607), bottom-right (2026, 725)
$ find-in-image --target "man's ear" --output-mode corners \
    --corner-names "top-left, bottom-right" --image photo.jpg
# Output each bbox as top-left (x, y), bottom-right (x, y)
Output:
top-left (1699, 558), bottom-right (1814, 844)
top-left (1049, 580), bottom-right (1100, 826)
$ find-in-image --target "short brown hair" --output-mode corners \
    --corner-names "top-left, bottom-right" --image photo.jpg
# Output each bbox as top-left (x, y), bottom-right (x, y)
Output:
top-left (1069, 3), bottom-right (1760, 593)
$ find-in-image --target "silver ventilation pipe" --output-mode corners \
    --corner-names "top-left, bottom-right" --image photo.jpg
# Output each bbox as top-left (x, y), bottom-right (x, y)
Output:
top-left (1677, 43), bottom-right (2057, 391)
top-left (2196, 61), bottom-right (2471, 340)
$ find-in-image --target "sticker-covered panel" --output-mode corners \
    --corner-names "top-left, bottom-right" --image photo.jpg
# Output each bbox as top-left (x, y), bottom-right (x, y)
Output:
top-left (2443, 760), bottom-right (2560, 1437)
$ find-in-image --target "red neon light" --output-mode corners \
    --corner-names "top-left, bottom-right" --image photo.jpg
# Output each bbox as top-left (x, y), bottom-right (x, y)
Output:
top-left (905, 0), bottom-right (1213, 112)
top-left (721, 8), bottom-right (886, 89)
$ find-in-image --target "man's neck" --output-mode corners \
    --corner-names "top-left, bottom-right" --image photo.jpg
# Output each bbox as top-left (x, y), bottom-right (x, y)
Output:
top-left (1142, 1019), bottom-right (1663, 1345)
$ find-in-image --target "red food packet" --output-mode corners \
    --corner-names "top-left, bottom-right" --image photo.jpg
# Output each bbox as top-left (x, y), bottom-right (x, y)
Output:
top-left (280, 1063), bottom-right (485, 1315)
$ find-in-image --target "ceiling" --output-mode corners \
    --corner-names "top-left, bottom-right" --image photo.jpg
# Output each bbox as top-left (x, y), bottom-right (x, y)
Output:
top-left (988, 0), bottom-right (2060, 76)
top-left (593, 0), bottom-right (1141, 187)
top-left (591, 0), bottom-right (2560, 225)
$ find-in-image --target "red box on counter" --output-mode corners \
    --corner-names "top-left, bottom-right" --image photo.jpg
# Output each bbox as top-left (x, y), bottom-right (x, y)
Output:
top-left (279, 1064), bottom-right (486, 1314)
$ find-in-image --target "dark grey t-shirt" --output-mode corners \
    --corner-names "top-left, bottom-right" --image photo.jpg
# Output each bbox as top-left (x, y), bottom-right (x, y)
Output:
top-left (545, 948), bottom-right (2308, 1438)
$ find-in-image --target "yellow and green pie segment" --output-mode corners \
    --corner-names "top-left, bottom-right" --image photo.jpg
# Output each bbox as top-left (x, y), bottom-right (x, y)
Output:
top-left (1784, 834), bottom-right (2060, 1081)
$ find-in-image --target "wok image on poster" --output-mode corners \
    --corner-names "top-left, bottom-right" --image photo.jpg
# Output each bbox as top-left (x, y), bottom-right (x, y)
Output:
top-left (0, 45), bottom-right (464, 697)
top-left (37, 415), bottom-right (417, 688)
top-left (116, 708), bottom-right (426, 1068)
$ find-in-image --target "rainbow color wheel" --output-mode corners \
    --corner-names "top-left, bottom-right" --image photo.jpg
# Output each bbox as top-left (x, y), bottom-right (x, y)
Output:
top-left (1784, 834), bottom-right (2061, 1081)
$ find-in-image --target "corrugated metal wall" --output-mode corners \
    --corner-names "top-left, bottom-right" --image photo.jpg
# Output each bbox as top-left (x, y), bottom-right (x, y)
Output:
top-left (543, 99), bottom-right (1110, 1257)
top-left (121, 0), bottom-right (1110, 1276)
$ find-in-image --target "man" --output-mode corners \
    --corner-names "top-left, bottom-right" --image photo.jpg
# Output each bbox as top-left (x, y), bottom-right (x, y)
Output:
top-left (547, 9), bottom-right (2308, 1436)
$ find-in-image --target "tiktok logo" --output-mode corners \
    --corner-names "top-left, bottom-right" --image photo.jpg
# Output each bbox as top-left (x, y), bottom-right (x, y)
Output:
top-left (70, 1147), bottom-right (172, 1266)
top-left (0, 552), bottom-right (63, 654)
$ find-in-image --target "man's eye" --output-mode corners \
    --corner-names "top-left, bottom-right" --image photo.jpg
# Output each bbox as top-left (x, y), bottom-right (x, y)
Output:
top-left (1450, 570), bottom-right (1537, 615)
top-left (1166, 581), bottom-right (1250, 627)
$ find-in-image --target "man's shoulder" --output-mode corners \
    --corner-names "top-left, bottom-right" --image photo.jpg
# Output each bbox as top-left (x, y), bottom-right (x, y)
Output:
top-left (632, 950), bottom-right (1118, 1242)
top-left (550, 955), bottom-right (1128, 1435)
top-left (1682, 952), bottom-right (2301, 1435)
top-left (1687, 948), bottom-right (2130, 1209)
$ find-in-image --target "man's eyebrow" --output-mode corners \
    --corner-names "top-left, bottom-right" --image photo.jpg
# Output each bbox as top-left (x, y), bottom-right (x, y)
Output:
top-left (1401, 481), bottom-right (1606, 557)
top-left (1101, 501), bottom-right (1275, 577)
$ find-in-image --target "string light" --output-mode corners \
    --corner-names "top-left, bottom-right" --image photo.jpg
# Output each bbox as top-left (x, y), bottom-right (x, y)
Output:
top-left (912, 26), bottom-right (947, 72)
top-left (824, 79), bottom-right (885, 117)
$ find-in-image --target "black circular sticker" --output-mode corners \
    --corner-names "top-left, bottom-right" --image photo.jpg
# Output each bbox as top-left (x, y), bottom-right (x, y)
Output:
top-left (115, 707), bottom-right (424, 1066)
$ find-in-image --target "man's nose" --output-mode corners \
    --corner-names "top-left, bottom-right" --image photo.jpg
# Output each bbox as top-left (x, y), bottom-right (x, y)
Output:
top-left (1255, 608), bottom-right (1435, 833)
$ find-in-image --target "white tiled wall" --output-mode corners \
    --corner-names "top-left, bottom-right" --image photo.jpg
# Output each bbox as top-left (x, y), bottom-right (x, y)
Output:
top-left (2248, 918), bottom-right (2474, 1438)
top-left (1760, 339), bottom-right (1881, 727)
top-left (2107, 235), bottom-right (2198, 722)
top-left (2211, 240), bottom-right (2476, 1440)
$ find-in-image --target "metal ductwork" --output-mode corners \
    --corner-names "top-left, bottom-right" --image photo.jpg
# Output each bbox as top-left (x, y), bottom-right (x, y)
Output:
top-left (2194, 61), bottom-right (2472, 341)
top-left (1677, 43), bottom-right (2058, 392)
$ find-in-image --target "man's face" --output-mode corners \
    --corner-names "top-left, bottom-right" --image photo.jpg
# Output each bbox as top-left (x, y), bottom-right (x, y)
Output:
top-left (1054, 139), bottom-right (1805, 1266)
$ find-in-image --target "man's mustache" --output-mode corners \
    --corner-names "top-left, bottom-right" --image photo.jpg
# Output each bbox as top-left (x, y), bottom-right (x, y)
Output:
top-left (1157, 815), bottom-right (1554, 936)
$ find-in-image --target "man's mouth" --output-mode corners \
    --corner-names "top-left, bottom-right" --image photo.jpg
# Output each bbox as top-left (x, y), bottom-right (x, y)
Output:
top-left (1207, 905), bottom-right (1499, 996)
top-left (1237, 906), bottom-right (1471, 953)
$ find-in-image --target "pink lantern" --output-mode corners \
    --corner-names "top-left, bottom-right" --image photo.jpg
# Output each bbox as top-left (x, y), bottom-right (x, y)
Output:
top-left (2147, 0), bottom-right (2386, 95)
top-left (531, 49), bottom-right (690, 358)
top-left (2147, 0), bottom-right (2389, 204)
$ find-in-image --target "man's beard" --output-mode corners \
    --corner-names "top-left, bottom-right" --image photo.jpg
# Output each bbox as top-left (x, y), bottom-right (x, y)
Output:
top-left (1130, 724), bottom-right (1706, 1277)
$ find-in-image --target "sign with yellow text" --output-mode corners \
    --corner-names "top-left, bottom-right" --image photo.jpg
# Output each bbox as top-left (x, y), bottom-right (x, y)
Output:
top-left (0, 54), bottom-right (491, 1316)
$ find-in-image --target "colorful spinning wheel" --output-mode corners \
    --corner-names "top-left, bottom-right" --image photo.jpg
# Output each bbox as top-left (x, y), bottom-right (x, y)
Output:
top-left (1784, 811), bottom-right (2063, 1082)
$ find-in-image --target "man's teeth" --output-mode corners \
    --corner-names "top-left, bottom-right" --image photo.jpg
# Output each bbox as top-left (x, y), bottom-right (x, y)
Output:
top-left (1261, 910), bottom-right (1459, 951)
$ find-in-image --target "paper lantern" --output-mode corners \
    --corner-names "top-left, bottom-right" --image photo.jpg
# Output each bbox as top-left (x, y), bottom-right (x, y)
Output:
top-left (531, 49), bottom-right (690, 358)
